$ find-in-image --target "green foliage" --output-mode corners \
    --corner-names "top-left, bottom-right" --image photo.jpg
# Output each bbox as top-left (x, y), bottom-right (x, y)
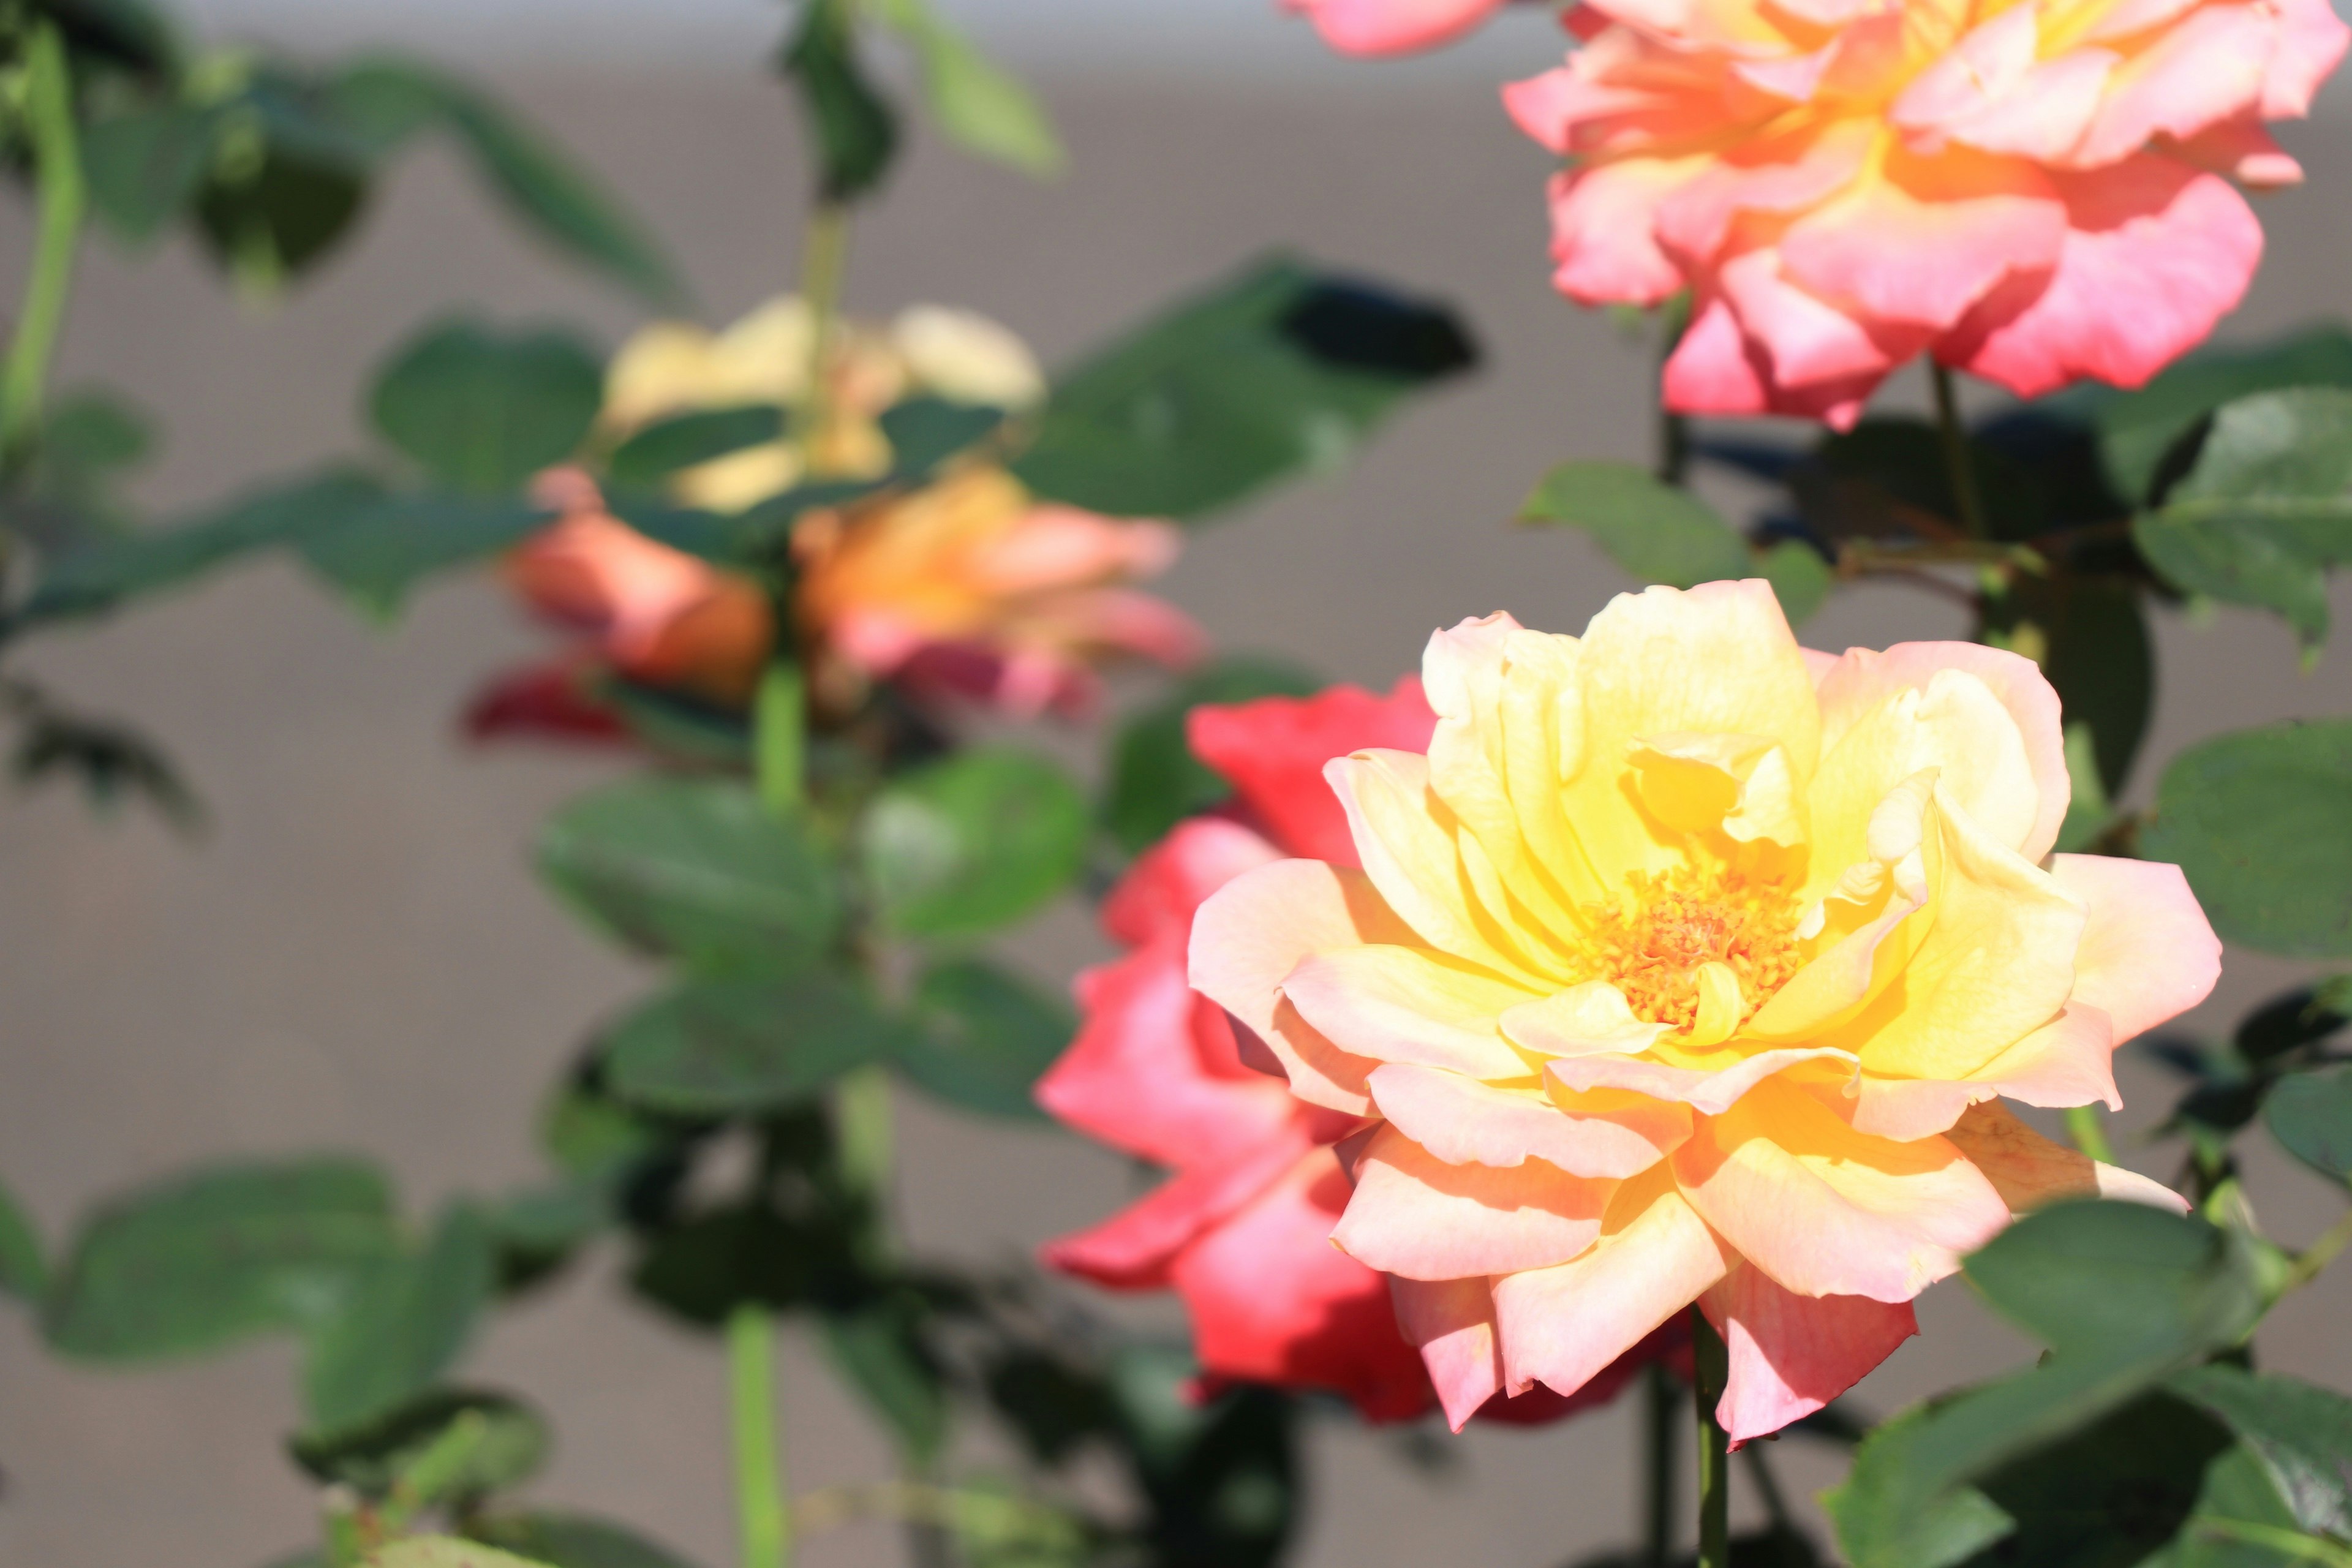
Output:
top-left (0, 1173), bottom-right (48, 1302)
top-left (899, 959), bottom-right (1077, 1120)
top-left (866, 0), bottom-right (1065, 177)
top-left (2149, 986), bottom-right (2348, 1156)
top-left (606, 405), bottom-right (787, 493)
top-left (296, 493), bottom-right (552, 616)
top-left (2070, 323), bottom-right (2352, 504)
top-left (290, 1388), bottom-right (549, 1506)
top-left (821, 1291), bottom-right (949, 1465)
top-left (1101, 655), bottom-right (1320, 854)
top-left (861, 747), bottom-right (1089, 939)
top-left (303, 1204), bottom-right (497, 1434)
top-left (1110, 1346), bottom-right (1299, 1568)
top-left (1757, 539), bottom-right (1831, 627)
top-left (466, 1515), bottom-right (704, 1568)
top-left (600, 974), bottom-right (908, 1116)
top-left (44, 1158), bottom-right (400, 1360)
top-left (1012, 255), bottom-right (1476, 522)
top-left (2265, 1066), bottom-right (2352, 1185)
top-left (1520, 459), bottom-right (1752, 588)
top-left (369, 319), bottom-right (603, 496)
top-left (1827, 1202), bottom-right (2265, 1568)
top-left (2172, 1365), bottom-right (2352, 1539)
top-left (779, 0), bottom-right (900, 203)
top-left (1984, 573), bottom-right (2154, 801)
top-left (2134, 388), bottom-right (2352, 647)
top-left (536, 779), bottom-right (842, 976)
top-left (2143, 720), bottom-right (2352, 957)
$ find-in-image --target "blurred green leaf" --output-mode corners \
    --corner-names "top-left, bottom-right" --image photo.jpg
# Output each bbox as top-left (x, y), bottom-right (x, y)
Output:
top-left (2171, 1364), bottom-right (2352, 1539)
top-left (291, 1387), bottom-right (549, 1505)
top-left (81, 102), bottom-right (223, 245)
top-left (867, 0), bottom-right (1064, 176)
top-left (627, 1203), bottom-right (839, 1325)
top-left (601, 974), bottom-right (908, 1116)
top-left (1012, 255), bottom-right (1476, 522)
top-left (39, 390), bottom-right (153, 484)
top-left (1757, 540), bottom-right (1831, 627)
top-left (2143, 720), bottom-right (2352, 958)
top-left (44, 1159), bottom-right (399, 1360)
top-left (2264, 1065), bottom-right (2352, 1184)
top-left (297, 494), bottom-right (551, 616)
top-left (366, 1538), bottom-right (554, 1568)
top-left (36, 0), bottom-right (180, 74)
top-left (878, 396), bottom-right (1005, 474)
top-left (2134, 388), bottom-right (2352, 647)
top-left (1790, 417), bottom-right (2052, 543)
top-left (303, 1204), bottom-right (497, 1434)
top-left (467, 1515), bottom-right (704, 1568)
top-left (862, 748), bottom-right (1088, 939)
top-left (0, 1174), bottom-right (47, 1303)
top-left (1101, 655), bottom-right (1319, 854)
top-left (899, 959), bottom-right (1076, 1120)
top-left (195, 142), bottom-right (367, 292)
top-left (780, 0), bottom-right (900, 203)
top-left (1522, 459), bottom-right (1751, 588)
top-left (537, 778), bottom-right (841, 974)
top-left (369, 318), bottom-right (603, 495)
top-left (606, 405), bottom-right (786, 492)
top-left (820, 1292), bottom-right (949, 1466)
top-left (1109, 1345), bottom-right (1298, 1568)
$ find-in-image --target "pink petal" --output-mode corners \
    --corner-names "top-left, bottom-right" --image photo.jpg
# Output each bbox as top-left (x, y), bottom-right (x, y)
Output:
top-left (1502, 64), bottom-right (1660, 156)
top-left (2071, 5), bottom-right (2272, 168)
top-left (1492, 1180), bottom-right (1728, 1401)
top-left (2171, 118), bottom-right (2305, 189)
top-left (2262, 0), bottom-right (2352, 118)
top-left (1717, 242), bottom-right (1924, 391)
top-left (1044, 1119), bottom-right (1324, 1287)
top-left (1663, 288), bottom-right (1887, 429)
top-left (1283, 945), bottom-right (1537, 1079)
top-left (1370, 1061), bottom-right (1692, 1177)
top-left (1702, 1262), bottom-right (1918, 1445)
top-left (1187, 678), bottom-right (1434, 868)
top-left (1654, 121), bottom-right (1875, 270)
top-left (2050, 854), bottom-right (2222, 1045)
top-left (1100, 817), bottom-right (1282, 949)
top-left (1547, 1047), bottom-right (1858, 1117)
top-left (1943, 1100), bottom-right (2187, 1214)
top-left (1333, 1125), bottom-right (1615, 1280)
top-left (1390, 1276), bottom-right (1503, 1432)
top-left (1844, 1006), bottom-right (2117, 1142)
top-left (1942, 157), bottom-right (2260, 398)
top-left (1289, 0), bottom-right (1506, 55)
top-left (1542, 161), bottom-right (1703, 310)
top-left (1171, 1148), bottom-right (1434, 1422)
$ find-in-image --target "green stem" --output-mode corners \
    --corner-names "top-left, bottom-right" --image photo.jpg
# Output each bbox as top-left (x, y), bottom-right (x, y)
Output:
top-left (2285, 1205), bottom-right (2352, 1294)
top-left (2190, 1517), bottom-right (2352, 1568)
top-left (2065, 1105), bottom-right (2117, 1165)
top-left (1642, 1363), bottom-right (1679, 1567)
top-left (1, 20), bottom-right (87, 467)
top-left (1929, 361), bottom-right (1989, 540)
top-left (1692, 1308), bottom-right (1731, 1568)
top-left (754, 662), bottom-right (807, 814)
top-left (794, 200), bottom-right (853, 472)
top-left (728, 1305), bottom-right (794, 1568)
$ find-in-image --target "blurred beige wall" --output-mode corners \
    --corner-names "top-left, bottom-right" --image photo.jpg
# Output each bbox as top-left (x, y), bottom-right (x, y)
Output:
top-left (3, 54), bottom-right (2352, 1568)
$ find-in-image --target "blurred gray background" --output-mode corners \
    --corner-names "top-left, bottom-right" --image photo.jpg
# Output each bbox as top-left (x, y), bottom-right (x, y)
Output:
top-left (5, 4), bottom-right (2352, 1566)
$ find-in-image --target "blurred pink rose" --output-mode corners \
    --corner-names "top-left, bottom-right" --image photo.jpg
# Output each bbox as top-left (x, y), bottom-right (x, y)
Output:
top-left (1039, 679), bottom-right (1687, 1423)
top-left (1288, 0), bottom-right (1512, 54)
top-left (1507, 0), bottom-right (2348, 426)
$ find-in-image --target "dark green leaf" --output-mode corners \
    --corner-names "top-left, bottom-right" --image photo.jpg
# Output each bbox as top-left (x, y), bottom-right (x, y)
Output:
top-left (291, 1387), bottom-right (549, 1504)
top-left (878, 396), bottom-right (1005, 474)
top-left (81, 102), bottom-right (223, 245)
top-left (606, 405), bottom-right (787, 492)
top-left (1790, 417), bottom-right (2052, 543)
top-left (2143, 720), bottom-right (2352, 957)
top-left (303, 1204), bottom-right (497, 1433)
top-left (297, 494), bottom-right (552, 616)
top-left (861, 748), bottom-right (1088, 938)
top-left (627, 1204), bottom-right (835, 1325)
top-left (38, 390), bottom-right (154, 484)
top-left (899, 959), bottom-right (1076, 1120)
top-left (1520, 459), bottom-right (1751, 588)
top-left (867, 0), bottom-right (1064, 177)
top-left (2171, 1365), bottom-right (2352, 1538)
top-left (1956, 1392), bottom-right (2234, 1568)
top-left (2133, 388), bottom-right (2352, 646)
top-left (12, 698), bottom-right (204, 834)
top-left (194, 143), bottom-right (368, 290)
top-left (2264, 1065), bottom-right (2352, 1183)
top-left (601, 974), bottom-right (908, 1116)
top-left (36, 0), bottom-right (180, 74)
top-left (1109, 1345), bottom-right (1298, 1568)
top-left (0, 1174), bottom-right (47, 1302)
top-left (44, 1158), bottom-right (399, 1360)
top-left (779, 0), bottom-right (900, 203)
top-left (368, 319), bottom-right (603, 495)
top-left (820, 1293), bottom-right (948, 1465)
top-left (536, 778), bottom-right (840, 974)
top-left (1012, 256), bottom-right (1476, 522)
top-left (1101, 655), bottom-right (1320, 854)
top-left (467, 1515), bottom-right (704, 1568)
top-left (1758, 540), bottom-right (1831, 627)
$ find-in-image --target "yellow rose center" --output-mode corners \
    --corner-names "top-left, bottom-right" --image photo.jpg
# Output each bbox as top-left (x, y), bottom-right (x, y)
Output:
top-left (1578, 865), bottom-right (1804, 1033)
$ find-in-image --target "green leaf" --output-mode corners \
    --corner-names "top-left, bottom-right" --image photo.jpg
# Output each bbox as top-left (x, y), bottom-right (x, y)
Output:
top-left (2069, 323), bottom-right (2352, 503)
top-left (369, 318), bottom-right (603, 495)
top-left (366, 1538), bottom-right (554, 1568)
top-left (297, 494), bottom-right (552, 616)
top-left (0, 1173), bottom-right (48, 1303)
top-left (861, 748), bottom-right (1088, 939)
top-left (2133, 388), bottom-right (2352, 647)
top-left (899, 959), bottom-right (1076, 1120)
top-left (1521, 460), bottom-right (1751, 588)
top-left (2264, 1065), bottom-right (2352, 1183)
top-left (466, 1515), bottom-right (704, 1568)
top-left (820, 1292), bottom-right (948, 1465)
top-left (1758, 540), bottom-right (1831, 627)
top-left (39, 390), bottom-right (154, 484)
top-left (625, 1203), bottom-right (839, 1325)
top-left (2171, 1365), bottom-right (2352, 1539)
top-left (779, 0), bottom-right (900, 203)
top-left (322, 61), bottom-right (684, 306)
top-left (303, 1204), bottom-right (497, 1434)
top-left (290, 1387), bottom-right (549, 1505)
top-left (536, 778), bottom-right (841, 975)
top-left (1101, 655), bottom-right (1320, 854)
top-left (1012, 255), bottom-right (1476, 522)
top-left (867, 0), bottom-right (1064, 177)
top-left (44, 1159), bottom-right (400, 1361)
top-left (878, 396), bottom-right (1005, 474)
top-left (81, 102), bottom-right (224, 246)
top-left (600, 974), bottom-right (908, 1116)
top-left (606, 405), bottom-right (787, 492)
top-left (2143, 719), bottom-right (2352, 957)
top-left (194, 142), bottom-right (368, 291)
top-left (24, 468), bottom-right (388, 623)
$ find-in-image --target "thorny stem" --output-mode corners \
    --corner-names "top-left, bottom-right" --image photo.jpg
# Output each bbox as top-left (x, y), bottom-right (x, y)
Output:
top-left (1929, 361), bottom-right (1990, 541)
top-left (794, 200), bottom-right (854, 472)
top-left (728, 1305), bottom-right (794, 1568)
top-left (1642, 1363), bottom-right (1679, 1568)
top-left (1692, 1308), bottom-right (1731, 1568)
top-left (1, 20), bottom-right (86, 468)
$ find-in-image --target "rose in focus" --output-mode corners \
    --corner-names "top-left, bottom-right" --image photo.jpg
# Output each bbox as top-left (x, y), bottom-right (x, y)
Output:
top-left (1190, 581), bottom-right (2220, 1436)
top-left (1507, 0), bottom-right (2349, 426)
top-left (1039, 679), bottom-right (1684, 1422)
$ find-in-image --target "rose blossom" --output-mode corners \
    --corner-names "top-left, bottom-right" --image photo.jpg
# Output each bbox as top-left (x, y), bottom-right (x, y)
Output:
top-left (1506, 0), bottom-right (2348, 426)
top-left (1189, 582), bottom-right (2220, 1438)
top-left (1287, 0), bottom-right (1515, 55)
top-left (1040, 679), bottom-right (1685, 1423)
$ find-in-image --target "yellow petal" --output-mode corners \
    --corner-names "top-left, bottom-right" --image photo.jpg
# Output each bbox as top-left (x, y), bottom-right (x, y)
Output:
top-left (1501, 981), bottom-right (1672, 1058)
top-left (1687, 961), bottom-right (1744, 1049)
